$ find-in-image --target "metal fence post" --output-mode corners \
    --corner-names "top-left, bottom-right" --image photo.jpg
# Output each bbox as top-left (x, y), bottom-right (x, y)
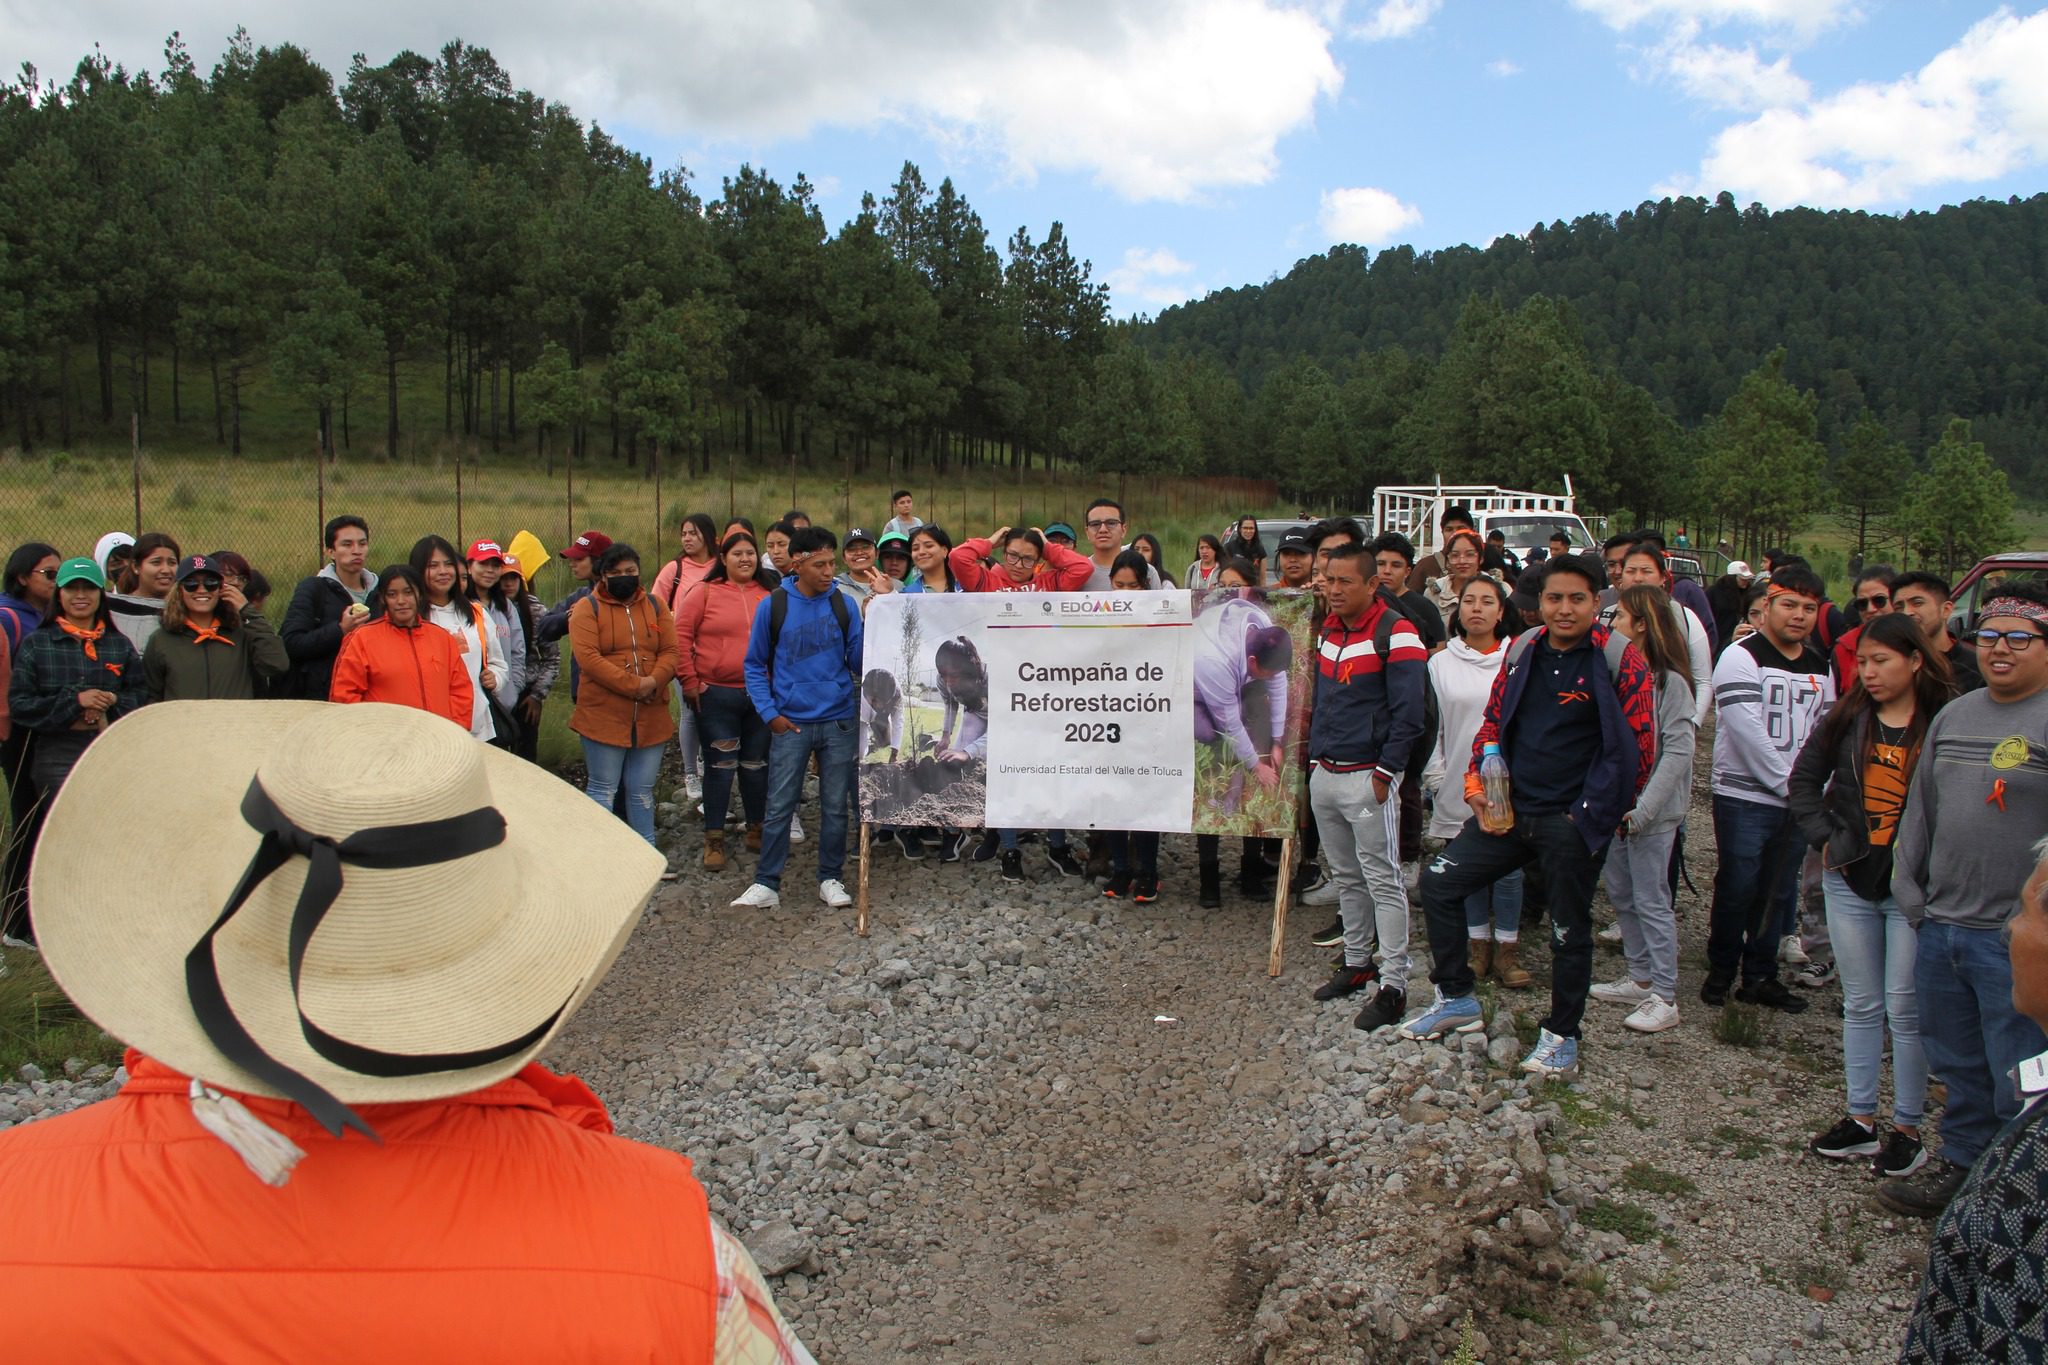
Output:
top-left (131, 413), bottom-right (142, 536)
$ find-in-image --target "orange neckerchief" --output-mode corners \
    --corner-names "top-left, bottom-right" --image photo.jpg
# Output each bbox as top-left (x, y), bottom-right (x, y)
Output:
top-left (56, 618), bottom-right (103, 660)
top-left (186, 619), bottom-right (234, 647)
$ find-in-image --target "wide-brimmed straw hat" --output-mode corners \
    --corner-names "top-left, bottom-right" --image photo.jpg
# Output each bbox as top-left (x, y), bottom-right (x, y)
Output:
top-left (32, 701), bottom-right (662, 1137)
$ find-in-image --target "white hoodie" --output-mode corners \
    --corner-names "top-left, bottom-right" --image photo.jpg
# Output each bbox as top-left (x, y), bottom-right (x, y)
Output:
top-left (1423, 635), bottom-right (1509, 839)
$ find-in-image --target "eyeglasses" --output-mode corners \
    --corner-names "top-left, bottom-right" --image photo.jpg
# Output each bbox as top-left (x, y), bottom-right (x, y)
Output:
top-left (183, 577), bottom-right (223, 593)
top-left (1003, 551), bottom-right (1040, 568)
top-left (1085, 519), bottom-right (1121, 530)
top-left (1975, 629), bottom-right (2044, 651)
top-left (31, 567), bottom-right (57, 580)
top-left (1856, 594), bottom-right (1890, 610)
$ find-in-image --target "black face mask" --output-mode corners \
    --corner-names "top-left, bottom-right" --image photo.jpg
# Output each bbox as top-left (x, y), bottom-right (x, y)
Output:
top-left (605, 574), bottom-right (640, 600)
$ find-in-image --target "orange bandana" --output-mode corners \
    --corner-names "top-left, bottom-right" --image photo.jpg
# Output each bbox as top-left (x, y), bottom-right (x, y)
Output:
top-left (57, 618), bottom-right (103, 661)
top-left (187, 621), bottom-right (234, 647)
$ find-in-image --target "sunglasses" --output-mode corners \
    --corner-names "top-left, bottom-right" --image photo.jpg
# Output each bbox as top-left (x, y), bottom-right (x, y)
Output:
top-left (31, 567), bottom-right (58, 580)
top-left (182, 577), bottom-right (224, 593)
top-left (1856, 594), bottom-right (1890, 610)
top-left (1974, 629), bottom-right (2044, 651)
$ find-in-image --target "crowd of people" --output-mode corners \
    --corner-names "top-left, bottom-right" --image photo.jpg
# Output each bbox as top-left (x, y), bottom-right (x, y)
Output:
top-left (0, 488), bottom-right (2043, 1357)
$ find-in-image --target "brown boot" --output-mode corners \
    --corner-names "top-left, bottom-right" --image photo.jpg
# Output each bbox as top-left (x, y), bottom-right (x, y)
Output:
top-left (744, 822), bottom-right (762, 853)
top-left (1495, 939), bottom-right (1533, 989)
top-left (702, 829), bottom-right (727, 871)
top-left (1467, 937), bottom-right (1494, 980)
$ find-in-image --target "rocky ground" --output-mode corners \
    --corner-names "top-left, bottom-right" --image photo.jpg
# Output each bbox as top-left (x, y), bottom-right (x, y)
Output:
top-left (0, 728), bottom-right (1941, 1362)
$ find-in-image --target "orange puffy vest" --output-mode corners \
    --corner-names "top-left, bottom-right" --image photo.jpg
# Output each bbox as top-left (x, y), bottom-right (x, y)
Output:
top-left (0, 1052), bottom-right (718, 1364)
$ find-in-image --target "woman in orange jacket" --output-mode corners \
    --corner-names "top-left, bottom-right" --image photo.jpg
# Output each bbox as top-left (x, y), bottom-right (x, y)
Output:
top-left (569, 542), bottom-right (679, 848)
top-left (328, 564), bottom-right (473, 728)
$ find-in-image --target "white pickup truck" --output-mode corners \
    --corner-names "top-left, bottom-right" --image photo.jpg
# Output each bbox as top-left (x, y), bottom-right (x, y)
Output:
top-left (1369, 479), bottom-right (1597, 566)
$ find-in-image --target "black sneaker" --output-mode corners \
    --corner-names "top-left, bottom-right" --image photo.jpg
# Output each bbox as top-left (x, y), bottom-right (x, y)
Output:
top-left (972, 832), bottom-right (1001, 863)
top-left (1103, 871), bottom-right (1133, 899)
top-left (1875, 1154), bottom-right (1968, 1219)
top-left (1700, 974), bottom-right (1731, 1007)
top-left (1134, 876), bottom-right (1160, 904)
top-left (1353, 985), bottom-right (1406, 1032)
top-left (937, 831), bottom-right (966, 863)
top-left (999, 849), bottom-right (1026, 883)
top-left (1047, 846), bottom-right (1085, 877)
top-left (1290, 861), bottom-right (1324, 894)
top-left (1735, 977), bottom-right (1809, 1013)
top-left (1311, 918), bottom-right (1346, 948)
top-left (1314, 963), bottom-right (1379, 1001)
top-left (1874, 1130), bottom-right (1928, 1179)
top-left (894, 830), bottom-right (926, 861)
top-left (1198, 867), bottom-right (1221, 909)
top-left (1810, 1116), bottom-right (1880, 1160)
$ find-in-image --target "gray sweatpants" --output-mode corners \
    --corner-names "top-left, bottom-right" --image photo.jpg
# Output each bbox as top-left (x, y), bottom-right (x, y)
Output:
top-left (1310, 767), bottom-right (1410, 991)
top-left (1603, 825), bottom-right (1680, 1001)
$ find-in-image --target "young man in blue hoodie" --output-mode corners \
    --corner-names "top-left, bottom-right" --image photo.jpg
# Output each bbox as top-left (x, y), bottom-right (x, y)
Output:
top-left (1405, 555), bottom-right (1656, 1080)
top-left (733, 527), bottom-right (864, 911)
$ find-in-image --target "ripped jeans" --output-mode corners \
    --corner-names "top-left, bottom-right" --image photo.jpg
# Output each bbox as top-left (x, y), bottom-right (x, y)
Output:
top-left (697, 685), bottom-right (768, 831)
top-left (581, 736), bottom-right (665, 847)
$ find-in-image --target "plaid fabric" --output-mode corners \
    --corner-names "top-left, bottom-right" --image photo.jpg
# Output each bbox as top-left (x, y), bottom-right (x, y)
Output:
top-left (711, 1224), bottom-right (816, 1365)
top-left (8, 623), bottom-right (146, 732)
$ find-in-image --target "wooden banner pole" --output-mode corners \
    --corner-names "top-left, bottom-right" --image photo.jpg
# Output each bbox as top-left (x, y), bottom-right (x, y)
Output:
top-left (1267, 835), bottom-right (1296, 978)
top-left (856, 822), bottom-right (872, 937)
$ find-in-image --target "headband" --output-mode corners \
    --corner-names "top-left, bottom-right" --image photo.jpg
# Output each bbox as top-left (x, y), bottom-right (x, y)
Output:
top-left (1980, 597), bottom-right (2048, 628)
top-left (1765, 583), bottom-right (1818, 603)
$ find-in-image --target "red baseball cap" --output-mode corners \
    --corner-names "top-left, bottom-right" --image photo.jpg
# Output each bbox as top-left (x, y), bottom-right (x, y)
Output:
top-left (465, 538), bottom-right (505, 563)
top-left (560, 531), bottom-right (612, 561)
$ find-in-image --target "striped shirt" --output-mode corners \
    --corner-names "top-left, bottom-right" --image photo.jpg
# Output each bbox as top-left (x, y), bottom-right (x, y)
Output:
top-left (1308, 599), bottom-right (1429, 780)
top-left (1710, 633), bottom-right (1834, 808)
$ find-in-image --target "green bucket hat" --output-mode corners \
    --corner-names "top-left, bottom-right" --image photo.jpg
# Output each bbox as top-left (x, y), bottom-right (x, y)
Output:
top-left (54, 556), bottom-right (106, 589)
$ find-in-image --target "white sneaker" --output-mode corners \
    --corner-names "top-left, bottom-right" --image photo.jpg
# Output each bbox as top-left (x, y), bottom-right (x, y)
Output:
top-left (790, 814), bottom-right (806, 844)
top-left (1597, 922), bottom-right (1624, 945)
top-left (818, 879), bottom-right (852, 909)
top-left (1401, 860), bottom-right (1421, 895)
top-left (730, 883), bottom-right (780, 909)
top-left (1301, 878), bottom-right (1341, 906)
top-left (684, 772), bottom-right (703, 805)
top-left (1779, 934), bottom-right (1810, 966)
top-left (1623, 996), bottom-right (1681, 1033)
top-left (1590, 976), bottom-right (1653, 1006)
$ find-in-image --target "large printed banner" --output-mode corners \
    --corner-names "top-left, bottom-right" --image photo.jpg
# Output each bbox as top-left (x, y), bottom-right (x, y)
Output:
top-left (858, 588), bottom-right (1316, 837)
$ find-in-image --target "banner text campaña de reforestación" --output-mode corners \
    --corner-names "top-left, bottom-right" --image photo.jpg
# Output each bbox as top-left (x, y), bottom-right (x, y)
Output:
top-left (1010, 661), bottom-right (1176, 713)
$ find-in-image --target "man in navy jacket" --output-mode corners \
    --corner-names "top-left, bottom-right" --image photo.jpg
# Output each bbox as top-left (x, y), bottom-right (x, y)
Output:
top-left (1404, 555), bottom-right (1656, 1080)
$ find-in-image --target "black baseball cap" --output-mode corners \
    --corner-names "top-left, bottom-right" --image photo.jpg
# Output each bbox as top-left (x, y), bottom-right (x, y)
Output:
top-left (843, 527), bottom-right (876, 548)
top-left (174, 553), bottom-right (226, 585)
top-left (1277, 532), bottom-right (1312, 555)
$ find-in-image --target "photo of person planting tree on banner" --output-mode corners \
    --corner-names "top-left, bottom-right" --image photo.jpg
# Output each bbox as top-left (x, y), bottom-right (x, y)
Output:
top-left (1191, 587), bottom-right (1316, 839)
top-left (857, 595), bottom-right (988, 839)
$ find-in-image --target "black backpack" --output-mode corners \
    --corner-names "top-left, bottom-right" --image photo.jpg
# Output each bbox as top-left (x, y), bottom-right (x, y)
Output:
top-left (1372, 588), bottom-right (1439, 783)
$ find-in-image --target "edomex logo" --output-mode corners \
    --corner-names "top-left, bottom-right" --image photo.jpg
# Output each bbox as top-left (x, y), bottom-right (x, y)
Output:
top-left (1060, 599), bottom-right (1134, 614)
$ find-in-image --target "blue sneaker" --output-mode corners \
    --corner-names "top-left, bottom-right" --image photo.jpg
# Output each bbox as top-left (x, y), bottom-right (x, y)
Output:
top-left (1519, 1028), bottom-right (1580, 1079)
top-left (1399, 989), bottom-right (1484, 1040)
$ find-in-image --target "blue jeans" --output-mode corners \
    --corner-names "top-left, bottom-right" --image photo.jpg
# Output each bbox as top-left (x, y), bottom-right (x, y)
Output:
top-left (1108, 830), bottom-right (1158, 877)
top-left (1823, 871), bottom-right (1925, 1127)
top-left (1464, 869), bottom-right (1524, 937)
top-left (696, 685), bottom-right (768, 832)
top-left (581, 737), bottom-right (665, 847)
top-left (757, 717), bottom-right (856, 892)
top-left (1916, 918), bottom-right (2048, 1167)
top-left (999, 829), bottom-right (1068, 852)
top-left (1706, 795), bottom-right (1801, 986)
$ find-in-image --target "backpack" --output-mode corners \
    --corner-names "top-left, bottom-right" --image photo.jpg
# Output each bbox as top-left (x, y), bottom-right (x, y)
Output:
top-left (1371, 589), bottom-right (1439, 783)
top-left (764, 585), bottom-right (853, 682)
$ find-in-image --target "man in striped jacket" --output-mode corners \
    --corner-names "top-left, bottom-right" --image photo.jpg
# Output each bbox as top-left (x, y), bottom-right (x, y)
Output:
top-left (1306, 544), bottom-right (1428, 1033)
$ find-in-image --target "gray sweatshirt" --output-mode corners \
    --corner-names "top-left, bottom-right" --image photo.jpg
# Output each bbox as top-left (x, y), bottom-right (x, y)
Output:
top-left (1624, 667), bottom-right (1699, 836)
top-left (1893, 686), bottom-right (2048, 929)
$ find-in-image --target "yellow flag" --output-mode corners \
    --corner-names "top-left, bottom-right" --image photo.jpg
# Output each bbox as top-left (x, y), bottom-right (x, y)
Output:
top-left (506, 530), bottom-right (551, 580)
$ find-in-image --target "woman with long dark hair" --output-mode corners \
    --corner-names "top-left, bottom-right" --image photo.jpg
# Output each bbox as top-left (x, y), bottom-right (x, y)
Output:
top-left (653, 511), bottom-right (719, 805)
top-left (108, 531), bottom-right (179, 653)
top-left (328, 564), bottom-right (472, 728)
top-left (1222, 516), bottom-right (1266, 584)
top-left (10, 558), bottom-right (146, 802)
top-left (1186, 534), bottom-right (1225, 590)
top-left (1791, 611), bottom-right (1952, 1179)
top-left (1132, 533), bottom-right (1176, 589)
top-left (143, 554), bottom-right (289, 701)
top-left (1589, 584), bottom-right (1698, 1034)
top-left (465, 540), bottom-right (526, 749)
top-left (676, 531), bottom-right (774, 869)
top-left (497, 556), bottom-right (554, 763)
top-left (568, 542), bottom-right (678, 849)
top-left (0, 542), bottom-right (59, 935)
top-left (902, 526), bottom-right (958, 594)
top-left (411, 535), bottom-right (501, 743)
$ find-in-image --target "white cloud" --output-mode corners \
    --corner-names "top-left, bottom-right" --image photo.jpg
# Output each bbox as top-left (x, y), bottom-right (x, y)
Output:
top-left (1659, 39), bottom-right (1809, 109)
top-left (1487, 58), bottom-right (1522, 78)
top-left (1105, 247), bottom-right (1204, 310)
top-left (1317, 186), bottom-right (1423, 244)
top-left (1354, 0), bottom-right (1442, 40)
top-left (6, 1), bottom-right (1342, 204)
top-left (1662, 9), bottom-right (2048, 207)
top-left (1568, 0), bottom-right (1859, 38)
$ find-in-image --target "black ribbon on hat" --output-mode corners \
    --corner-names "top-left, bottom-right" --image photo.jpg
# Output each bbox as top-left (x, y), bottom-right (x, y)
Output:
top-left (183, 777), bottom-right (561, 1139)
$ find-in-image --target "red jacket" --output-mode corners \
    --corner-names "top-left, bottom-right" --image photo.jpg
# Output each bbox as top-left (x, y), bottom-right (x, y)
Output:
top-left (0, 1052), bottom-right (718, 1363)
top-left (949, 536), bottom-right (1094, 592)
top-left (327, 616), bottom-right (473, 728)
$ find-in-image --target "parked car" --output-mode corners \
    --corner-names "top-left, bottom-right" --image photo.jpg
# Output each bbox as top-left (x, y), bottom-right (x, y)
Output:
top-left (1215, 517), bottom-right (1366, 584)
top-left (1949, 551), bottom-right (2048, 643)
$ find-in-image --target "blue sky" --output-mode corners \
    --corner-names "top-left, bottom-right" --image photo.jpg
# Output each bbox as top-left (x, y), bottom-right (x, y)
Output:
top-left (12, 1), bottom-right (2047, 314)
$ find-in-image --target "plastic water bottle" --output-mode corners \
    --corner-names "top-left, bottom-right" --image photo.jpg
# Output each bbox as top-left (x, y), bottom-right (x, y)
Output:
top-left (1479, 742), bottom-right (1514, 833)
